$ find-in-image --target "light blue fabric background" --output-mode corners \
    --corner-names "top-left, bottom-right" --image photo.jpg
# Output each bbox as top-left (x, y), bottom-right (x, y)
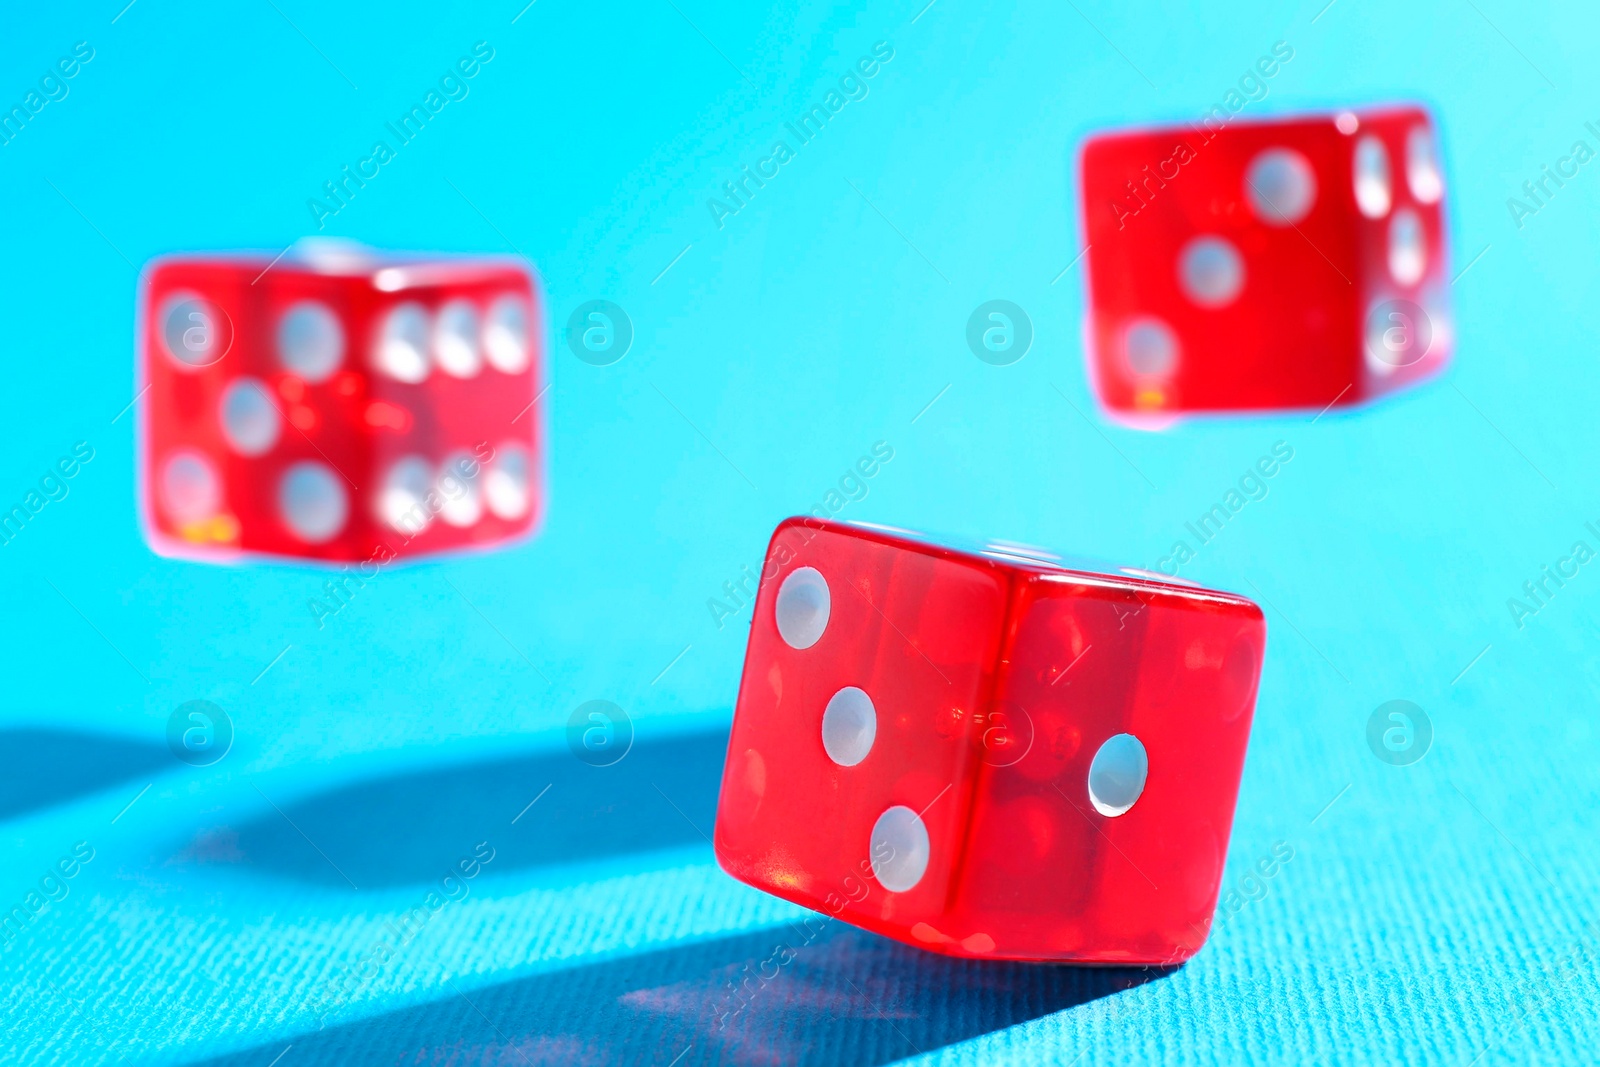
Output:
top-left (1, 0), bottom-right (1596, 1063)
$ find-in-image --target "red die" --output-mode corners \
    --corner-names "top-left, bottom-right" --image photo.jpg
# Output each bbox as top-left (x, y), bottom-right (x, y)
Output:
top-left (137, 242), bottom-right (544, 563)
top-left (1079, 105), bottom-right (1452, 418)
top-left (714, 518), bottom-right (1266, 964)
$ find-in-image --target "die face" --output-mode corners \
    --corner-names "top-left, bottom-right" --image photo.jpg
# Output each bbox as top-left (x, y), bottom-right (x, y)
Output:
top-left (1346, 108), bottom-right (1453, 397)
top-left (714, 518), bottom-right (1010, 942)
top-left (957, 575), bottom-right (1264, 963)
top-left (361, 274), bottom-right (543, 553)
top-left (1079, 105), bottom-right (1451, 417)
top-left (141, 259), bottom-right (374, 562)
top-left (715, 519), bottom-right (1265, 964)
top-left (1081, 116), bottom-right (1359, 414)
top-left (138, 251), bottom-right (543, 564)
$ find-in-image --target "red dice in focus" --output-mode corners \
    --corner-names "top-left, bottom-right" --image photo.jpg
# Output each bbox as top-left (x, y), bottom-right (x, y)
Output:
top-left (138, 242), bottom-right (543, 563)
top-left (714, 517), bottom-right (1266, 964)
top-left (1079, 105), bottom-right (1451, 418)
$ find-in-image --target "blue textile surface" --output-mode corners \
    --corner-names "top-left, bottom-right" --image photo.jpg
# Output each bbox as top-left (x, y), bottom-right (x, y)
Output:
top-left (2, 0), bottom-right (1598, 1063)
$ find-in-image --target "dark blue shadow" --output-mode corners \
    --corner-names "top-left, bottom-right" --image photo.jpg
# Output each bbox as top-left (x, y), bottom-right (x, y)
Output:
top-left (0, 728), bottom-right (170, 820)
top-left (192, 921), bottom-right (1173, 1066)
top-left (228, 728), bottom-right (728, 888)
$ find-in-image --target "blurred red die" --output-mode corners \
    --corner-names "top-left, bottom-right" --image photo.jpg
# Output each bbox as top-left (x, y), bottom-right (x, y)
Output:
top-left (137, 242), bottom-right (544, 563)
top-left (1079, 105), bottom-right (1451, 418)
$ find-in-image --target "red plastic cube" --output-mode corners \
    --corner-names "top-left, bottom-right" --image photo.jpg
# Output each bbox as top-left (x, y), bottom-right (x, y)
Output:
top-left (1079, 105), bottom-right (1452, 418)
top-left (137, 242), bottom-right (544, 563)
top-left (714, 517), bottom-right (1266, 964)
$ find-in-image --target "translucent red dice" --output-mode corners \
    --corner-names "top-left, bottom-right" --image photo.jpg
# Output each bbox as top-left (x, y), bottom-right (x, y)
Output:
top-left (714, 518), bottom-right (1267, 964)
top-left (137, 243), bottom-right (543, 563)
top-left (1079, 105), bottom-right (1452, 418)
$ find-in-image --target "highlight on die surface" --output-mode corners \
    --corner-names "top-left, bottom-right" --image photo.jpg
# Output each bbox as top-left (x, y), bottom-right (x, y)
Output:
top-left (714, 517), bottom-right (1267, 965)
top-left (1079, 104), bottom-right (1452, 419)
top-left (137, 241), bottom-right (544, 564)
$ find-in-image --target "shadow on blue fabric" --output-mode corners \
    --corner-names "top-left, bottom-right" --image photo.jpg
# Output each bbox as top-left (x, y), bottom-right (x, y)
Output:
top-left (0, 728), bottom-right (170, 821)
top-left (227, 728), bottom-right (730, 888)
top-left (193, 921), bottom-right (1171, 1066)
